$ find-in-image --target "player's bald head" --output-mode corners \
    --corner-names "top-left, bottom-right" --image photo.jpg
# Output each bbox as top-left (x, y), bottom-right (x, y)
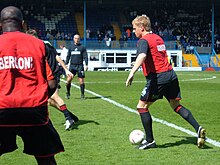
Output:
top-left (0, 6), bottom-right (23, 31)
top-left (0, 6), bottom-right (23, 23)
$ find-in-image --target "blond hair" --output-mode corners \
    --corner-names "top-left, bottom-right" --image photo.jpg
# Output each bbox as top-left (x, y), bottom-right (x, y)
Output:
top-left (132, 14), bottom-right (151, 32)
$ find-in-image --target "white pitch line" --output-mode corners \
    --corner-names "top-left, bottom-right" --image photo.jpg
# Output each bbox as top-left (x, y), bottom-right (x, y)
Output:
top-left (61, 79), bottom-right (220, 148)
top-left (80, 76), bottom-right (217, 84)
top-left (180, 76), bottom-right (217, 81)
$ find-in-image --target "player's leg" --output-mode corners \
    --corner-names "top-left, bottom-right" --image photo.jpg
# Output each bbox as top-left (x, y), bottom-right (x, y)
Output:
top-left (50, 89), bottom-right (79, 130)
top-left (0, 128), bottom-right (58, 165)
top-left (136, 100), bottom-right (156, 150)
top-left (48, 97), bottom-right (60, 110)
top-left (66, 71), bottom-right (74, 99)
top-left (20, 120), bottom-right (64, 164)
top-left (169, 99), bottom-right (206, 148)
top-left (35, 156), bottom-right (57, 165)
top-left (166, 78), bottom-right (206, 148)
top-left (136, 83), bottom-right (158, 150)
top-left (0, 127), bottom-right (18, 156)
top-left (78, 77), bottom-right (85, 99)
top-left (170, 99), bottom-right (200, 131)
top-left (77, 65), bottom-right (86, 99)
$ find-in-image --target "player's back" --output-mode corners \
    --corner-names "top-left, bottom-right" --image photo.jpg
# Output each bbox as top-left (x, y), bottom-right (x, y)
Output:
top-left (0, 31), bottom-right (48, 109)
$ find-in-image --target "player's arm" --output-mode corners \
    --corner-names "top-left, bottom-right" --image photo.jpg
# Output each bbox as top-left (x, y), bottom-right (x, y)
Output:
top-left (131, 53), bottom-right (146, 74)
top-left (44, 44), bottom-right (58, 96)
top-left (45, 60), bottom-right (57, 97)
top-left (82, 47), bottom-right (88, 71)
top-left (126, 39), bottom-right (148, 87)
top-left (65, 49), bottom-right (71, 65)
top-left (56, 55), bottom-right (73, 78)
top-left (126, 53), bottom-right (146, 87)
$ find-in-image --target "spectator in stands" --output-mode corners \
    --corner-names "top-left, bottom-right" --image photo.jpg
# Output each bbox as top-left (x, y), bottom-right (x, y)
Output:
top-left (119, 34), bottom-right (128, 48)
top-left (97, 30), bottom-right (102, 43)
top-left (66, 33), bottom-right (73, 40)
top-left (60, 32), bottom-right (65, 40)
top-left (107, 29), bottom-right (112, 38)
top-left (86, 27), bottom-right (91, 39)
top-left (45, 29), bottom-right (54, 40)
top-left (104, 35), bottom-right (111, 48)
top-left (190, 44), bottom-right (194, 54)
top-left (185, 44), bottom-right (190, 54)
top-left (126, 28), bottom-right (131, 38)
top-left (55, 31), bottom-right (62, 40)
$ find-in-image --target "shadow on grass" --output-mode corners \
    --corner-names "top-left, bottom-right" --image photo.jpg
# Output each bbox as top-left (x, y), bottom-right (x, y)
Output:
top-left (157, 135), bottom-right (212, 149)
top-left (71, 119), bottom-right (100, 130)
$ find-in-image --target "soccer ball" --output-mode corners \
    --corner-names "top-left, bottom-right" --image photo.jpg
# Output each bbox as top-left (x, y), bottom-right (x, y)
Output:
top-left (129, 129), bottom-right (145, 144)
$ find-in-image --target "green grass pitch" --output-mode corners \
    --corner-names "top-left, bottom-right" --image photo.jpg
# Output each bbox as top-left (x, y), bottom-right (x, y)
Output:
top-left (1, 71), bottom-right (220, 165)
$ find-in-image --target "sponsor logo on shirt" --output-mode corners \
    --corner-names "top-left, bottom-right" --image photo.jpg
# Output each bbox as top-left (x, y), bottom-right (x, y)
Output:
top-left (71, 51), bottom-right (80, 55)
top-left (0, 56), bottom-right (33, 70)
top-left (157, 44), bottom-right (166, 51)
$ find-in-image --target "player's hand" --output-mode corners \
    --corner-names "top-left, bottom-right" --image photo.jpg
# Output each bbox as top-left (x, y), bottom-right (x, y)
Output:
top-left (126, 73), bottom-right (134, 87)
top-left (65, 69), bottom-right (73, 78)
top-left (84, 65), bottom-right (88, 71)
top-left (131, 61), bottom-right (135, 67)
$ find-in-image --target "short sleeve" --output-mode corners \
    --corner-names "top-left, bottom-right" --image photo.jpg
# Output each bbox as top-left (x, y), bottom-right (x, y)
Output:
top-left (136, 39), bottom-right (149, 57)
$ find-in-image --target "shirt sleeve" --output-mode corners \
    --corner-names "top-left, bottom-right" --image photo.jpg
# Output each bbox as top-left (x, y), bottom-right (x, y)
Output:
top-left (82, 47), bottom-right (88, 65)
top-left (136, 39), bottom-right (149, 57)
top-left (45, 43), bottom-right (59, 79)
top-left (65, 48), bottom-right (71, 65)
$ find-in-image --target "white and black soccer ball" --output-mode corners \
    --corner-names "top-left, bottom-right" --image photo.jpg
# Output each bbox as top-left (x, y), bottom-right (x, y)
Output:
top-left (129, 129), bottom-right (145, 144)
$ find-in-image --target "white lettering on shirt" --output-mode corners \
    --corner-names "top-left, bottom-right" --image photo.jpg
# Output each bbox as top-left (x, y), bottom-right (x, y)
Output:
top-left (71, 51), bottom-right (80, 55)
top-left (157, 44), bottom-right (166, 51)
top-left (0, 56), bottom-right (33, 70)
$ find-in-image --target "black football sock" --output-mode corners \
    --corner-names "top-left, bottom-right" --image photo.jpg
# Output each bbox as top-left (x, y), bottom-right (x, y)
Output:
top-left (80, 84), bottom-right (85, 95)
top-left (60, 104), bottom-right (71, 120)
top-left (66, 83), bottom-right (71, 94)
top-left (137, 108), bottom-right (154, 142)
top-left (174, 105), bottom-right (200, 132)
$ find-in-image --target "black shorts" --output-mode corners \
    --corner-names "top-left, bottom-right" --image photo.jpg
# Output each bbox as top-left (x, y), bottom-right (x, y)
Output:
top-left (69, 64), bottom-right (85, 78)
top-left (0, 120), bottom-right (64, 157)
top-left (140, 70), bottom-right (181, 102)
